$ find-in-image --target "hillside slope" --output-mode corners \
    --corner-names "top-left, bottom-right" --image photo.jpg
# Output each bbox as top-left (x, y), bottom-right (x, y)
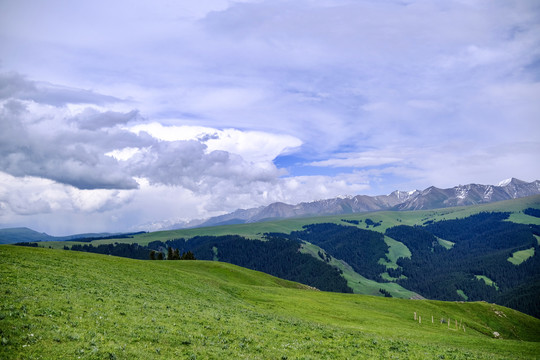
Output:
top-left (1, 246), bottom-right (539, 359)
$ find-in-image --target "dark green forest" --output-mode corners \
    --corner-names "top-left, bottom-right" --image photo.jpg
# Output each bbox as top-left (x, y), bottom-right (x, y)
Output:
top-left (387, 212), bottom-right (540, 317)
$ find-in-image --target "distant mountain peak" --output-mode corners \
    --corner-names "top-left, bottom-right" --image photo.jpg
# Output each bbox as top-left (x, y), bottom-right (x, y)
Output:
top-left (498, 177), bottom-right (528, 187)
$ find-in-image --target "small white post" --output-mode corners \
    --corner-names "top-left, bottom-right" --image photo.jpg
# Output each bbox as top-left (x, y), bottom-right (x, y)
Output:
top-left (432, 315), bottom-right (434, 324)
top-left (414, 312), bottom-right (417, 321)
top-left (419, 315), bottom-right (421, 324)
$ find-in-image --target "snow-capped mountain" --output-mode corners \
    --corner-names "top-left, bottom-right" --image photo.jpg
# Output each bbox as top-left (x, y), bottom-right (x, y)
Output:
top-left (395, 178), bottom-right (540, 210)
top-left (188, 178), bottom-right (539, 228)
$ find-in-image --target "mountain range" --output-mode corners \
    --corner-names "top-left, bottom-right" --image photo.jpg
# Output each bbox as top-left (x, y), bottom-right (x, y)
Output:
top-left (189, 178), bottom-right (540, 228)
top-left (2, 178), bottom-right (539, 240)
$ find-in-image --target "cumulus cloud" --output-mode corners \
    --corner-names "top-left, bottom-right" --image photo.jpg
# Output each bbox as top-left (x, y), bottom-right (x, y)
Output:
top-left (0, 172), bottom-right (134, 216)
top-left (129, 123), bottom-right (302, 164)
top-left (0, 96), bottom-right (141, 189)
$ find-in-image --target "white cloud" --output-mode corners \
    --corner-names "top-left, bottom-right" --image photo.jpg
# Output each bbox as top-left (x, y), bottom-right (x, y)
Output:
top-left (129, 122), bottom-right (302, 164)
top-left (308, 151), bottom-right (403, 168)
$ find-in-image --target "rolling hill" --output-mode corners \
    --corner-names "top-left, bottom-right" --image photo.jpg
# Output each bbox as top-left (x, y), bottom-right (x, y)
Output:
top-left (1, 245), bottom-right (539, 359)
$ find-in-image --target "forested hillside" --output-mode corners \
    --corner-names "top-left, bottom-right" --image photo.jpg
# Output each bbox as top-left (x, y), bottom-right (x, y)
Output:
top-left (387, 212), bottom-right (540, 316)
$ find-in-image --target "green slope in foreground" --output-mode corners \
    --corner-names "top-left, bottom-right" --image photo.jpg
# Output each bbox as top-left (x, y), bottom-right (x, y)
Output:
top-left (1, 246), bottom-right (539, 359)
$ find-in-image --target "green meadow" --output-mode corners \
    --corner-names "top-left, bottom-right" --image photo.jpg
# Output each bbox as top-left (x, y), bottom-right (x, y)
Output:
top-left (474, 276), bottom-right (499, 291)
top-left (507, 247), bottom-right (535, 265)
top-left (1, 245), bottom-right (539, 359)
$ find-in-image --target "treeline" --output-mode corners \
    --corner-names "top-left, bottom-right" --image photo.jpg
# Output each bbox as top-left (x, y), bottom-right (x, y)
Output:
top-left (524, 207), bottom-right (540, 218)
top-left (150, 247), bottom-right (195, 260)
top-left (385, 212), bottom-right (540, 317)
top-left (66, 231), bottom-right (147, 243)
top-left (67, 243), bottom-right (150, 259)
top-left (14, 242), bottom-right (39, 247)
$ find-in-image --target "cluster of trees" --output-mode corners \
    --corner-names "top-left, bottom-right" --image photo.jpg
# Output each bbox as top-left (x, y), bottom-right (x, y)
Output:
top-left (364, 219), bottom-right (382, 228)
top-left (66, 231), bottom-right (147, 243)
top-left (15, 242), bottom-right (39, 247)
top-left (149, 247), bottom-right (195, 260)
top-left (66, 243), bottom-right (150, 259)
top-left (524, 207), bottom-right (540, 218)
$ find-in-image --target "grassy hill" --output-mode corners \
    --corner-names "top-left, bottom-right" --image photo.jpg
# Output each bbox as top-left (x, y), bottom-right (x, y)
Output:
top-left (1, 245), bottom-right (539, 359)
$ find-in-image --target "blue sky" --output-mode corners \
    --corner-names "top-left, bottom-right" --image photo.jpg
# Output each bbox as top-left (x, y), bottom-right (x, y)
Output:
top-left (0, 0), bottom-right (539, 234)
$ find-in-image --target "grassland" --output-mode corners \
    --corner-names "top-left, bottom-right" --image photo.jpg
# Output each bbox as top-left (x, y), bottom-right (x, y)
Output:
top-left (2, 245), bottom-right (539, 359)
top-left (378, 236), bottom-right (412, 268)
top-left (475, 275), bottom-right (499, 291)
top-left (456, 290), bottom-right (469, 301)
top-left (507, 247), bottom-right (536, 265)
top-left (437, 237), bottom-right (455, 250)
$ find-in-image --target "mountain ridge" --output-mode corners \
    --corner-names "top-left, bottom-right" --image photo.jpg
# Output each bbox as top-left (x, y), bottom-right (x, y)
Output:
top-left (0, 227), bottom-right (131, 245)
top-left (190, 178), bottom-right (540, 228)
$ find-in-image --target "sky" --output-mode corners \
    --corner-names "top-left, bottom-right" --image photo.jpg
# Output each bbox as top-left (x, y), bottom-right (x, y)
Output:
top-left (0, 0), bottom-right (539, 235)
